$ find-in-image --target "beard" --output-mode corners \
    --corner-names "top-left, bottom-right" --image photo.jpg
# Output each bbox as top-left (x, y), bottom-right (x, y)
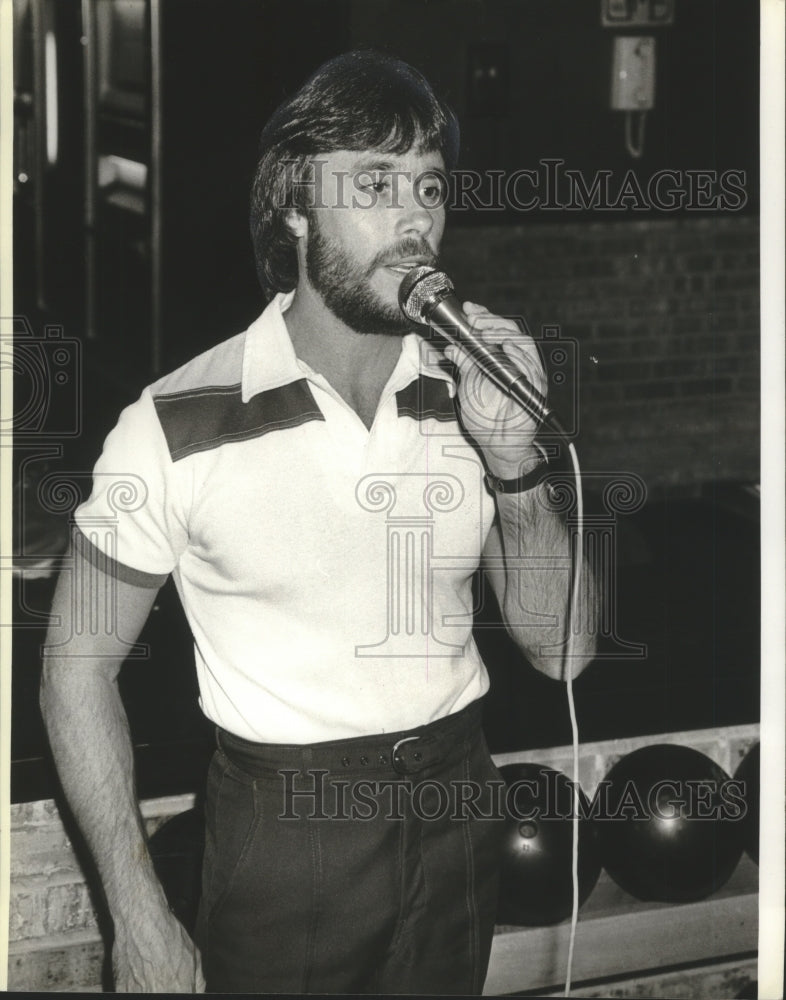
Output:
top-left (305, 220), bottom-right (436, 336)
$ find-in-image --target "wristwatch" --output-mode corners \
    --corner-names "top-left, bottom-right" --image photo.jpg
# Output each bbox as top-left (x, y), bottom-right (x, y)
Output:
top-left (484, 459), bottom-right (547, 495)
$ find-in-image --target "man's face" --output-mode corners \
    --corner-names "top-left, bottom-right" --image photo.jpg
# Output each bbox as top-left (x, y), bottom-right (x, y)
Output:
top-left (301, 148), bottom-right (447, 335)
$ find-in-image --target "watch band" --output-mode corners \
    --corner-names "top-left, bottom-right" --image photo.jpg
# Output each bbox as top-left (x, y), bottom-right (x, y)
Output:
top-left (484, 460), bottom-right (547, 495)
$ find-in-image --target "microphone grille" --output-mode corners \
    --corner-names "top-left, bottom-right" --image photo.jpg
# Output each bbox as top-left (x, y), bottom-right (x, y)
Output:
top-left (398, 266), bottom-right (454, 323)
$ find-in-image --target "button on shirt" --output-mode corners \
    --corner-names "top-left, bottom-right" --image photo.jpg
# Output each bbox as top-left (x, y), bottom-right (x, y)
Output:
top-left (74, 293), bottom-right (497, 743)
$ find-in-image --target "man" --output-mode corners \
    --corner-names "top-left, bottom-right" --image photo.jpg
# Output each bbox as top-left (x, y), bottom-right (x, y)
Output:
top-left (41, 51), bottom-right (597, 993)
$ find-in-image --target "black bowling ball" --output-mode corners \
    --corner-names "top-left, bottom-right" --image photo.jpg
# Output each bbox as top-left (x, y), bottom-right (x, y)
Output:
top-left (734, 742), bottom-right (759, 863)
top-left (595, 744), bottom-right (744, 903)
top-left (497, 762), bottom-right (601, 926)
top-left (148, 808), bottom-right (205, 933)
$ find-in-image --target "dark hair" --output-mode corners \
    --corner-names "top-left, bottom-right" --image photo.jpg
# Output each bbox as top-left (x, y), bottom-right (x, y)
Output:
top-left (249, 50), bottom-right (459, 299)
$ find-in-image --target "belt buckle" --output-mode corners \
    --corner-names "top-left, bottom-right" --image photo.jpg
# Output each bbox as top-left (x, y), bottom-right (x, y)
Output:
top-left (392, 735), bottom-right (423, 774)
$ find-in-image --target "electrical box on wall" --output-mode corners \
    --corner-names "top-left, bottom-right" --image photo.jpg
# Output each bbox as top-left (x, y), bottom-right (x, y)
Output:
top-left (601, 0), bottom-right (674, 27)
top-left (467, 42), bottom-right (510, 116)
top-left (610, 36), bottom-right (655, 109)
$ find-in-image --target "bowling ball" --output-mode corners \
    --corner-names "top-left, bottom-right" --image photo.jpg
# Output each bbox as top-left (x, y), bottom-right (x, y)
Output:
top-left (734, 742), bottom-right (759, 863)
top-left (595, 744), bottom-right (744, 903)
top-left (497, 762), bottom-right (601, 926)
top-left (149, 808), bottom-right (205, 933)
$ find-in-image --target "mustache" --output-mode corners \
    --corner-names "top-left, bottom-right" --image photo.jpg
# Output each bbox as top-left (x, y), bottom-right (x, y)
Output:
top-left (370, 239), bottom-right (438, 271)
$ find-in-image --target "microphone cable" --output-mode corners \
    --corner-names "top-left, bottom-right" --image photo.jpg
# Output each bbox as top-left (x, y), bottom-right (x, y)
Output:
top-left (560, 438), bottom-right (584, 998)
top-left (398, 268), bottom-right (588, 992)
top-left (540, 417), bottom-right (584, 998)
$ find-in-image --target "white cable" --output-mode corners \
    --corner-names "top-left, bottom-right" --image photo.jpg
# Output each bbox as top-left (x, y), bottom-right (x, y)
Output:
top-left (563, 441), bottom-right (584, 998)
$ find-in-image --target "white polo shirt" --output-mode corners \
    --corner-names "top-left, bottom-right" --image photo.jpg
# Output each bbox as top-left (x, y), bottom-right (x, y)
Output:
top-left (74, 293), bottom-right (498, 743)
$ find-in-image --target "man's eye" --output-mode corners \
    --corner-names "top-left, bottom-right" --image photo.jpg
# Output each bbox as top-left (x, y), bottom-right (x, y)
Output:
top-left (360, 176), bottom-right (390, 193)
top-left (418, 176), bottom-right (445, 206)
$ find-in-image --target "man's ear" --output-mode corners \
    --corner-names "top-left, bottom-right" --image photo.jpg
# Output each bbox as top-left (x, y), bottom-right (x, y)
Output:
top-left (285, 209), bottom-right (308, 239)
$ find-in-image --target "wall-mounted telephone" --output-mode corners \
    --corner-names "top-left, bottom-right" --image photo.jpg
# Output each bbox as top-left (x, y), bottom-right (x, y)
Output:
top-left (610, 35), bottom-right (655, 157)
top-left (610, 36), bottom-right (656, 110)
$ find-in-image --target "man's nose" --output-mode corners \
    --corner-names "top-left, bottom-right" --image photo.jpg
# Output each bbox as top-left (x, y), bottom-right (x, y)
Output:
top-left (395, 194), bottom-right (434, 238)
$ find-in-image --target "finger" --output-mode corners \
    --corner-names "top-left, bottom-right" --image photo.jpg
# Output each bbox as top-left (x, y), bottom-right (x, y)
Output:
top-left (461, 305), bottom-right (522, 338)
top-left (442, 345), bottom-right (488, 390)
top-left (463, 311), bottom-right (522, 334)
top-left (499, 340), bottom-right (548, 392)
top-left (442, 342), bottom-right (469, 369)
top-left (442, 341), bottom-right (459, 359)
top-left (500, 337), bottom-right (540, 363)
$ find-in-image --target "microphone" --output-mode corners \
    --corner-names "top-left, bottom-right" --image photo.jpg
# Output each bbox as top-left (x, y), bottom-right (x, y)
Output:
top-left (398, 265), bottom-right (557, 432)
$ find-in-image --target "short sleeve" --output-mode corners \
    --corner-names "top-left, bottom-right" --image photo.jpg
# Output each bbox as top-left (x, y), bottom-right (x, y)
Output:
top-left (73, 388), bottom-right (188, 579)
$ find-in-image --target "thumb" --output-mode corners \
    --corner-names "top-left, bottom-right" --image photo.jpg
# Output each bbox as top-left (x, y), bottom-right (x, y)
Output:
top-left (442, 342), bottom-right (461, 366)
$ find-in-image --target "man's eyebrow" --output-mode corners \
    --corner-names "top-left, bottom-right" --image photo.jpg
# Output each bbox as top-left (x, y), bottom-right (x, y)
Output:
top-left (350, 157), bottom-right (399, 174)
top-left (350, 156), bottom-right (446, 177)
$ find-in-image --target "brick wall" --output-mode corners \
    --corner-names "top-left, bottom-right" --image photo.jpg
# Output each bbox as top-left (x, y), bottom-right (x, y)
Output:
top-left (7, 794), bottom-right (195, 992)
top-left (440, 215), bottom-right (760, 495)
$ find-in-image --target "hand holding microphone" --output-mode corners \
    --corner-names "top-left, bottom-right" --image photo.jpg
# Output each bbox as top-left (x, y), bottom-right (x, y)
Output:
top-left (398, 267), bottom-right (563, 478)
top-left (398, 266), bottom-right (559, 433)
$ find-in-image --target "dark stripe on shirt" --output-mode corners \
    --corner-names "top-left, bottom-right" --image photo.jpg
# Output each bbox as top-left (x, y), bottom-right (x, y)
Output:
top-left (396, 376), bottom-right (456, 423)
top-left (74, 527), bottom-right (169, 589)
top-left (153, 380), bottom-right (325, 462)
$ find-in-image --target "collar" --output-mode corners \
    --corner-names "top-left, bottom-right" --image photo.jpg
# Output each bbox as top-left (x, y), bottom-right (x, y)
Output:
top-left (241, 292), bottom-right (303, 402)
top-left (241, 291), bottom-right (457, 403)
top-left (397, 329), bottom-right (458, 398)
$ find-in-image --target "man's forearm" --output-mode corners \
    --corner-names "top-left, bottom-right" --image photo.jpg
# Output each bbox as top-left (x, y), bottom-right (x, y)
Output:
top-left (39, 659), bottom-right (168, 920)
top-left (494, 480), bottom-right (598, 680)
top-left (40, 561), bottom-right (203, 991)
top-left (40, 658), bottom-right (204, 992)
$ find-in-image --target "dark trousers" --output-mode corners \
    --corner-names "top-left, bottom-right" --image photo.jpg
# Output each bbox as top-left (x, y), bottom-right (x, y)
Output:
top-left (194, 700), bottom-right (506, 994)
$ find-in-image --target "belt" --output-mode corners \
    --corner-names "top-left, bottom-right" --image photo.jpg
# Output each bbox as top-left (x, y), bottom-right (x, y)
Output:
top-left (215, 699), bottom-right (484, 781)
